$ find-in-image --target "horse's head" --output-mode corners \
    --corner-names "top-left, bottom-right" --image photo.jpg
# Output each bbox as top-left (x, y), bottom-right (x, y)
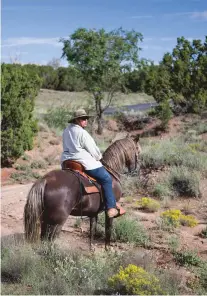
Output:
top-left (125, 134), bottom-right (142, 173)
top-left (102, 135), bottom-right (142, 177)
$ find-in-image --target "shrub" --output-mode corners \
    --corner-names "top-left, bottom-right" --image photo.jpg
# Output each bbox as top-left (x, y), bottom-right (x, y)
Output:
top-left (1, 242), bottom-right (123, 295)
top-left (167, 235), bottom-right (180, 252)
top-left (160, 209), bottom-right (198, 229)
top-left (155, 99), bottom-right (173, 130)
top-left (141, 138), bottom-right (207, 173)
top-left (44, 105), bottom-right (72, 129)
top-left (135, 197), bottom-right (160, 212)
top-left (198, 263), bottom-right (207, 290)
top-left (10, 170), bottom-right (41, 183)
top-left (188, 142), bottom-right (207, 153)
top-left (173, 250), bottom-right (203, 267)
top-left (161, 209), bottom-right (182, 228)
top-left (30, 160), bottom-right (47, 169)
top-left (112, 215), bottom-right (149, 246)
top-left (153, 183), bottom-right (173, 199)
top-left (188, 122), bottom-right (207, 135)
top-left (1, 64), bottom-right (41, 166)
top-left (121, 175), bottom-right (140, 197)
top-left (179, 214), bottom-right (198, 227)
top-left (108, 264), bottom-right (163, 295)
top-left (168, 167), bottom-right (201, 197)
top-left (96, 214), bottom-right (149, 246)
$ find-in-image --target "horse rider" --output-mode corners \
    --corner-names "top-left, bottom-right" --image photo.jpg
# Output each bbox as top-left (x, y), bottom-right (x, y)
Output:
top-left (61, 108), bottom-right (126, 218)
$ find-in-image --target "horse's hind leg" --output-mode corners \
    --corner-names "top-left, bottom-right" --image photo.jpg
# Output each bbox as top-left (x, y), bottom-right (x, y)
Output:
top-left (41, 223), bottom-right (63, 241)
top-left (90, 216), bottom-right (98, 251)
top-left (105, 214), bottom-right (113, 251)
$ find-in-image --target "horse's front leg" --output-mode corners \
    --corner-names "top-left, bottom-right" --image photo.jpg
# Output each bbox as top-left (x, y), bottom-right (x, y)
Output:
top-left (105, 214), bottom-right (113, 251)
top-left (89, 216), bottom-right (98, 251)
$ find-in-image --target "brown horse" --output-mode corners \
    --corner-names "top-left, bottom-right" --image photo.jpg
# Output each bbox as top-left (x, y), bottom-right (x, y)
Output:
top-left (24, 135), bottom-right (141, 249)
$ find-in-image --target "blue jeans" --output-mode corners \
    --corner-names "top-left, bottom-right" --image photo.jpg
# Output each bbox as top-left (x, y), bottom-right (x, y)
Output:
top-left (85, 166), bottom-right (116, 210)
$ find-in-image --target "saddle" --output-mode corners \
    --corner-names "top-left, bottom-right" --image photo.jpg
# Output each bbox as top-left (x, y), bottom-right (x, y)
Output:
top-left (62, 160), bottom-right (125, 217)
top-left (62, 160), bottom-right (100, 194)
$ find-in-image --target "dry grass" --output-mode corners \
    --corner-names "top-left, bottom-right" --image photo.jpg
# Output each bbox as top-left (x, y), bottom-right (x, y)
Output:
top-left (34, 89), bottom-right (154, 118)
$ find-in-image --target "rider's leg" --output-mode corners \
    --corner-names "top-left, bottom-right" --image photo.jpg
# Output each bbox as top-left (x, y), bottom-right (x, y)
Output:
top-left (85, 166), bottom-right (116, 210)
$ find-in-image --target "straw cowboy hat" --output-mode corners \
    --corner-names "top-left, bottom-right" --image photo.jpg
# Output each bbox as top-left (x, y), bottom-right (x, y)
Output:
top-left (68, 108), bottom-right (92, 123)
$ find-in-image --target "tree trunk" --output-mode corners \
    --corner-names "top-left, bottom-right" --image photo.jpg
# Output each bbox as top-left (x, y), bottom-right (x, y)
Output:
top-left (95, 95), bottom-right (104, 135)
top-left (97, 114), bottom-right (103, 135)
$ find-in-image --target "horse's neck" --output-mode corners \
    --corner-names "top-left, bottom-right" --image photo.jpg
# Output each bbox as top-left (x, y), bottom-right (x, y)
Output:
top-left (101, 157), bottom-right (122, 182)
top-left (103, 161), bottom-right (121, 183)
top-left (102, 140), bottom-right (129, 179)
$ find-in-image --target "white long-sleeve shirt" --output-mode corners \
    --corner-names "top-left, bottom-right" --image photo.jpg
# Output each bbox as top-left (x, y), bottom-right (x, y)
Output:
top-left (61, 123), bottom-right (103, 170)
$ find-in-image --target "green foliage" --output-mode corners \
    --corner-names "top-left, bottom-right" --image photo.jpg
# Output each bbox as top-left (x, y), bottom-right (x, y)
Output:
top-left (56, 66), bottom-right (86, 91)
top-left (44, 105), bottom-right (72, 129)
top-left (190, 122), bottom-right (207, 135)
top-left (154, 99), bottom-right (173, 129)
top-left (1, 64), bottom-right (41, 166)
top-left (141, 138), bottom-right (207, 173)
top-left (1, 242), bottom-right (122, 295)
top-left (167, 235), bottom-right (180, 252)
top-left (30, 160), bottom-right (47, 169)
top-left (1, 240), bottom-right (194, 295)
top-left (143, 37), bottom-right (207, 116)
top-left (153, 183), bottom-right (173, 199)
top-left (112, 215), bottom-right (149, 246)
top-left (168, 166), bottom-right (201, 197)
top-left (121, 175), bottom-right (140, 196)
top-left (11, 170), bottom-right (41, 183)
top-left (108, 264), bottom-right (163, 295)
top-left (173, 250), bottom-right (203, 267)
top-left (61, 27), bottom-right (143, 134)
top-left (96, 214), bottom-right (149, 246)
top-left (124, 60), bottom-right (150, 92)
top-left (198, 263), bottom-right (207, 290)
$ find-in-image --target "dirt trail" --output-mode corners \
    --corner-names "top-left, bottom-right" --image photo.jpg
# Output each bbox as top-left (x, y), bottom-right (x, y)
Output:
top-left (1, 183), bottom-right (33, 236)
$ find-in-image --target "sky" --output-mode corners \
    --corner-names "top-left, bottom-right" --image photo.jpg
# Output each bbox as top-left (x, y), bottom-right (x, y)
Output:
top-left (1, 0), bottom-right (207, 66)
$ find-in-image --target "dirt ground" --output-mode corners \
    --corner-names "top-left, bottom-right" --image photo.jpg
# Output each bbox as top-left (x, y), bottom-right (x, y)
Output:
top-left (1, 173), bottom-right (207, 258)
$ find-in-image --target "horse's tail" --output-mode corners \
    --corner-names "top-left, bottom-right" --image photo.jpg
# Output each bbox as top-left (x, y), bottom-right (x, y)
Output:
top-left (24, 178), bottom-right (47, 242)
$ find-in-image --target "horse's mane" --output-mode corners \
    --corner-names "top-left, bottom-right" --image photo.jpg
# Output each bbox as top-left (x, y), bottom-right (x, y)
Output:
top-left (102, 137), bottom-right (137, 179)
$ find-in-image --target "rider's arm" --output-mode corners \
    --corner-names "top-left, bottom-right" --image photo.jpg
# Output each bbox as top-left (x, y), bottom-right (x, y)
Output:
top-left (81, 130), bottom-right (102, 161)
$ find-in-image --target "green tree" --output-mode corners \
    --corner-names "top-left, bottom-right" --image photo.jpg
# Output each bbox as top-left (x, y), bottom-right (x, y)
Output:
top-left (161, 36), bottom-right (207, 114)
top-left (143, 62), bottom-right (174, 129)
top-left (125, 59), bottom-right (151, 93)
top-left (57, 67), bottom-right (86, 91)
top-left (38, 65), bottom-right (59, 89)
top-left (1, 64), bottom-right (41, 166)
top-left (61, 27), bottom-right (143, 134)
